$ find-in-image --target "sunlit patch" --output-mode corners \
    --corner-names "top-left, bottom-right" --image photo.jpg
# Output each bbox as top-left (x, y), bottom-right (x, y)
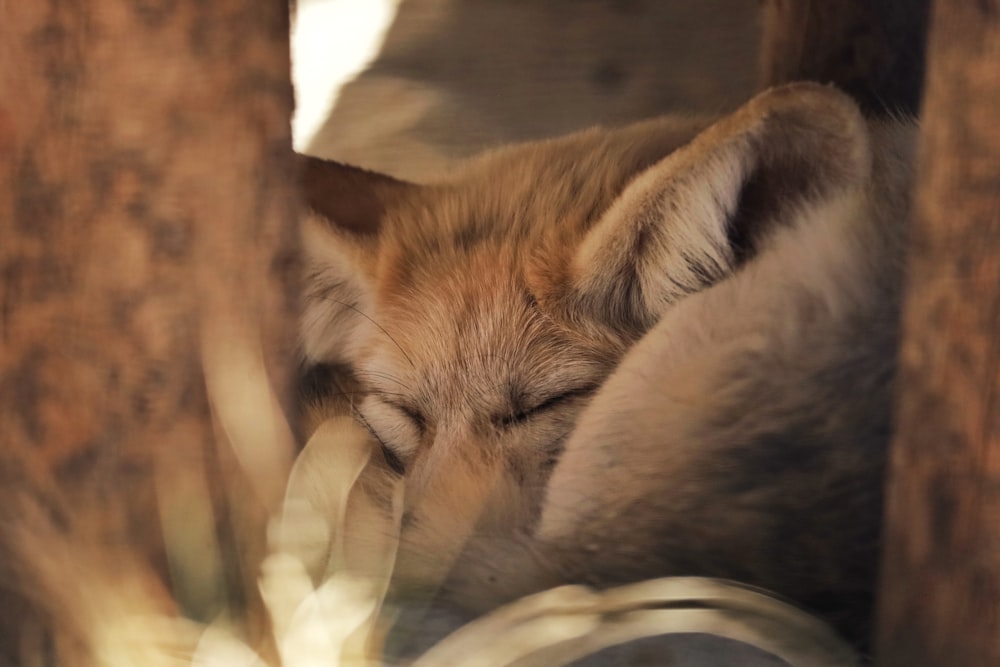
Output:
top-left (189, 417), bottom-right (860, 667)
top-left (39, 414), bottom-right (861, 667)
top-left (11, 329), bottom-right (862, 667)
top-left (259, 560), bottom-right (380, 667)
top-left (189, 556), bottom-right (863, 667)
top-left (290, 0), bottom-right (402, 150)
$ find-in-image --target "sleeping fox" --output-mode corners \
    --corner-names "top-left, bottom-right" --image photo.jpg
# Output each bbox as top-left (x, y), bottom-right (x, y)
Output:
top-left (297, 83), bottom-right (916, 648)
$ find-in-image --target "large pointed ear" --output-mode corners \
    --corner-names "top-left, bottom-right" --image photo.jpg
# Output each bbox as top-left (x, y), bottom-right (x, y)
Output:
top-left (298, 157), bottom-right (416, 363)
top-left (570, 83), bottom-right (872, 330)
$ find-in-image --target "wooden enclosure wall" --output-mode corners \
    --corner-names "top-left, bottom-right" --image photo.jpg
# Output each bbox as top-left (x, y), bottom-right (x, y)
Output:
top-left (0, 1), bottom-right (299, 663)
top-left (876, 2), bottom-right (1000, 665)
top-left (760, 0), bottom-right (931, 116)
top-left (763, 0), bottom-right (1000, 662)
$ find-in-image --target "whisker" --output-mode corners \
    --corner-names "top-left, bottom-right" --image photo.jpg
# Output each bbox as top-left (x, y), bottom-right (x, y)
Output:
top-left (324, 297), bottom-right (416, 369)
top-left (352, 404), bottom-right (407, 475)
top-left (351, 404), bottom-right (385, 448)
top-left (355, 370), bottom-right (415, 391)
top-left (366, 391), bottom-right (414, 402)
top-left (316, 390), bottom-right (375, 400)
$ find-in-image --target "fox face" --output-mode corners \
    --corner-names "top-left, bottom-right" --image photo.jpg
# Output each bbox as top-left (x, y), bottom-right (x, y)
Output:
top-left (299, 113), bottom-right (719, 583)
top-left (331, 259), bottom-right (620, 586)
top-left (297, 83), bottom-right (911, 636)
top-left (328, 243), bottom-right (621, 568)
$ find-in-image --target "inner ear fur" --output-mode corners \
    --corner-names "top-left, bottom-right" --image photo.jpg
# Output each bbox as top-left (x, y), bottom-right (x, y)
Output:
top-left (300, 156), bottom-right (416, 236)
top-left (298, 156), bottom-right (417, 364)
top-left (570, 83), bottom-right (873, 330)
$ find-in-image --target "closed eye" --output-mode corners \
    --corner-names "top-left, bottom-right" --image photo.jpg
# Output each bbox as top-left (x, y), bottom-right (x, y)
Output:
top-left (495, 386), bottom-right (597, 429)
top-left (352, 405), bottom-right (407, 475)
top-left (385, 400), bottom-right (427, 436)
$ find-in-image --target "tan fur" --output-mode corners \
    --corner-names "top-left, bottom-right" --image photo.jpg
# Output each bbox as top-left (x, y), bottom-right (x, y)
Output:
top-left (299, 84), bottom-right (916, 646)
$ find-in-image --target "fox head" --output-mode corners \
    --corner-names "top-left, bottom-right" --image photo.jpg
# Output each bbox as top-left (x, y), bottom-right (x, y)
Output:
top-left (298, 83), bottom-right (872, 591)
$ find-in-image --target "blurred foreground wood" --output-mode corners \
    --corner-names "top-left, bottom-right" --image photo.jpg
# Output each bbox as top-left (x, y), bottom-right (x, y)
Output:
top-left (0, 1), bottom-right (298, 662)
top-left (877, 1), bottom-right (1000, 664)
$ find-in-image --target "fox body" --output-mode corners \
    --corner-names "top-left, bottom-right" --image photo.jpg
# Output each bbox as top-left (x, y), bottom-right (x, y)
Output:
top-left (299, 84), bottom-right (915, 646)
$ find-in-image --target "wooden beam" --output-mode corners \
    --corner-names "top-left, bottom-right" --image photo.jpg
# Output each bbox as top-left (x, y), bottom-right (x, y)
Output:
top-left (759, 0), bottom-right (930, 115)
top-left (0, 1), bottom-right (298, 663)
top-left (876, 1), bottom-right (1000, 664)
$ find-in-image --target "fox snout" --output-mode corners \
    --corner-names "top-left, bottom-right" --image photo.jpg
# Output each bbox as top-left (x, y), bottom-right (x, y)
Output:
top-left (390, 439), bottom-right (541, 593)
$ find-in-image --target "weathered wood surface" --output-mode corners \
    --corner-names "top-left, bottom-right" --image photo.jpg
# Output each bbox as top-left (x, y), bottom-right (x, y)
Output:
top-left (0, 1), bottom-right (299, 663)
top-left (876, 1), bottom-right (1000, 664)
top-left (759, 0), bottom-right (930, 115)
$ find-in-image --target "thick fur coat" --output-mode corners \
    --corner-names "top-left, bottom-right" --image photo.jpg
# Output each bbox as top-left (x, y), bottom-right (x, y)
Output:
top-left (298, 83), bottom-right (915, 648)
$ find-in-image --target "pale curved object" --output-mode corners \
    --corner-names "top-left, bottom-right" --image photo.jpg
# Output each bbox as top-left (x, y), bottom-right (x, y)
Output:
top-left (412, 578), bottom-right (859, 667)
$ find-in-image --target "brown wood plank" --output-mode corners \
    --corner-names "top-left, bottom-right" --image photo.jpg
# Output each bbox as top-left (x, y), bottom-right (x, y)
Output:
top-left (876, 1), bottom-right (1000, 664)
top-left (759, 0), bottom-right (930, 116)
top-left (0, 1), bottom-right (299, 663)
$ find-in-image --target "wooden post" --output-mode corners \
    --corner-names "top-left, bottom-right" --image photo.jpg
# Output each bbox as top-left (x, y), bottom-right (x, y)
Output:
top-left (0, 1), bottom-right (298, 663)
top-left (876, 1), bottom-right (1000, 665)
top-left (759, 0), bottom-right (930, 115)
